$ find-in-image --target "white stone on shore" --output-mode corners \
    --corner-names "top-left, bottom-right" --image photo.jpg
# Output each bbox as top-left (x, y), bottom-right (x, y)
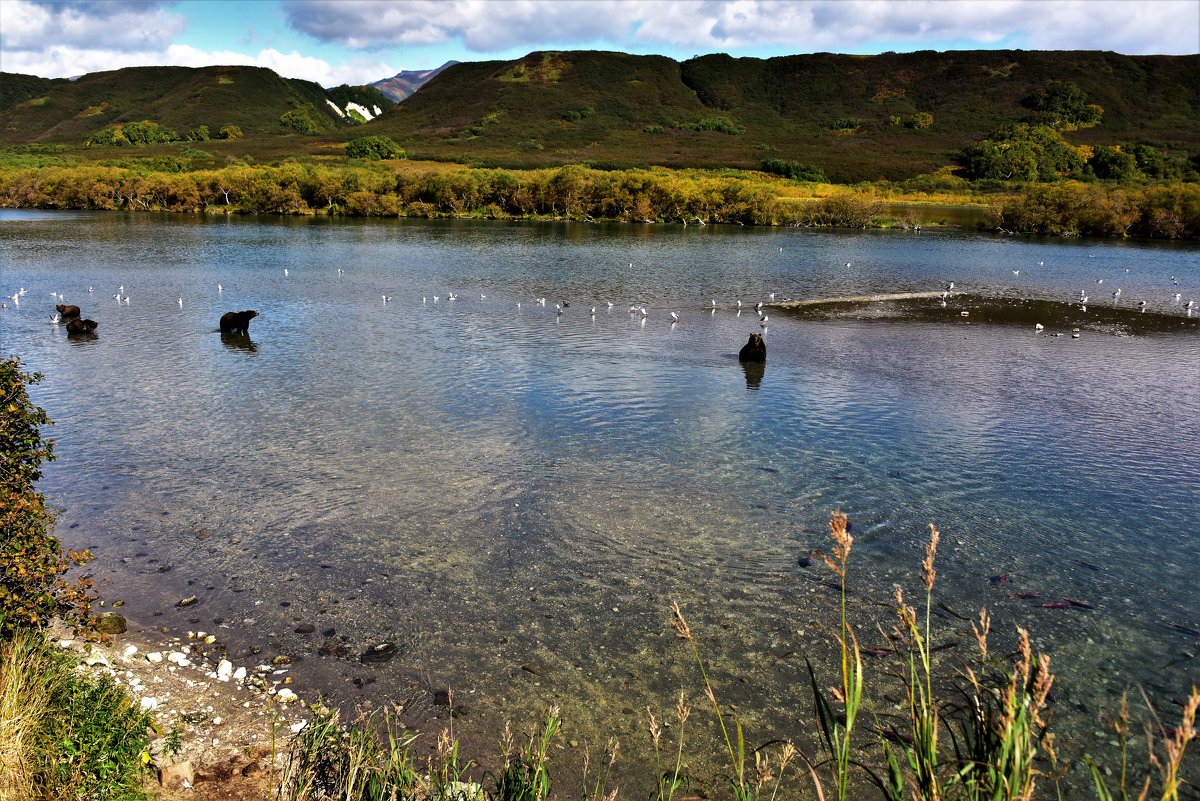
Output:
top-left (57, 639), bottom-right (74, 649)
top-left (122, 645), bottom-right (139, 659)
top-left (139, 697), bottom-right (159, 712)
top-left (167, 652), bottom-right (188, 665)
top-left (84, 648), bottom-right (110, 667)
top-left (290, 720), bottom-right (307, 733)
top-left (212, 716), bottom-right (223, 725)
top-left (275, 688), bottom-right (298, 703)
top-left (216, 660), bottom-right (233, 681)
top-left (233, 666), bottom-right (247, 682)
top-left (146, 652), bottom-right (163, 663)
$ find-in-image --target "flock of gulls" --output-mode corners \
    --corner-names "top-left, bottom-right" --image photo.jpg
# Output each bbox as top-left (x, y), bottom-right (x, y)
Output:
top-left (4, 258), bottom-right (1195, 335)
top-left (413, 288), bottom-right (780, 330)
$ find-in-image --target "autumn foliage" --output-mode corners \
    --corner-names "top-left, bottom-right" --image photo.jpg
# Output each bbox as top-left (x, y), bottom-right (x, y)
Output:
top-left (0, 356), bottom-right (94, 636)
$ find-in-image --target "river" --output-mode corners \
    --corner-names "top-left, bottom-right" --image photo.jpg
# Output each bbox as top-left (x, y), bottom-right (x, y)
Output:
top-left (2, 210), bottom-right (1198, 794)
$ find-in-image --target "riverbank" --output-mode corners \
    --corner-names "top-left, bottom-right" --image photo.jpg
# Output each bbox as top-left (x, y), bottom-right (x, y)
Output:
top-left (49, 615), bottom-right (309, 800)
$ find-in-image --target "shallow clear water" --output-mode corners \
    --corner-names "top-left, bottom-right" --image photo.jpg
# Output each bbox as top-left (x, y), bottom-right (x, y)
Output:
top-left (2, 210), bottom-right (1198, 791)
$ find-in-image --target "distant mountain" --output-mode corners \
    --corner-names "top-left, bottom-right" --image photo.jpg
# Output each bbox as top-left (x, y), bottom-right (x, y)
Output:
top-left (362, 50), bottom-right (1200, 181)
top-left (0, 65), bottom-right (356, 146)
top-left (369, 61), bottom-right (459, 102)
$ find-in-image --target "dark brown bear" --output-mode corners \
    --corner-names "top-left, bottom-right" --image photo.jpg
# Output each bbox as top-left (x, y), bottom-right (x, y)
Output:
top-left (56, 304), bottom-right (81, 318)
top-left (219, 310), bottom-right (259, 335)
top-left (65, 318), bottom-right (98, 335)
top-left (738, 333), bottom-right (766, 362)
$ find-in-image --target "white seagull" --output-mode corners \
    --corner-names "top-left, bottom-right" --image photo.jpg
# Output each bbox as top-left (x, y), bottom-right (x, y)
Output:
top-left (670, 311), bottom-right (679, 323)
top-left (177, 298), bottom-right (183, 308)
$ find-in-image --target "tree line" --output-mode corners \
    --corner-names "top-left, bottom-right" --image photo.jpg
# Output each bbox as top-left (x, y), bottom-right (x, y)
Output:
top-left (0, 160), bottom-right (1197, 239)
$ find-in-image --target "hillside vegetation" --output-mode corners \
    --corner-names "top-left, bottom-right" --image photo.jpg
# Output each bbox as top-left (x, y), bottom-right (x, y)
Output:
top-left (1, 51), bottom-right (1197, 183)
top-left (369, 50), bottom-right (1200, 180)
top-left (0, 65), bottom-right (357, 147)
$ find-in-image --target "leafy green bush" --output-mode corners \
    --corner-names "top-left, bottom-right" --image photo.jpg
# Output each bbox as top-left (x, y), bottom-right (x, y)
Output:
top-left (905, 112), bottom-right (934, 130)
top-left (672, 116), bottom-right (745, 135)
top-left (956, 124), bottom-right (1086, 182)
top-left (1024, 80), bottom-right (1103, 128)
top-left (345, 136), bottom-right (405, 160)
top-left (217, 124), bottom-right (243, 140)
top-left (280, 110), bottom-right (321, 135)
top-left (832, 117), bottom-right (861, 131)
top-left (760, 157), bottom-right (826, 182)
top-left (85, 120), bottom-right (178, 148)
top-left (0, 356), bottom-right (94, 635)
top-left (561, 106), bottom-right (594, 122)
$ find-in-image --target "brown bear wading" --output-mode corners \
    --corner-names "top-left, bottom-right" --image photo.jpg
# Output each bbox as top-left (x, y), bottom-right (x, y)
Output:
top-left (56, 304), bottom-right (81, 318)
top-left (219, 310), bottom-right (259, 335)
top-left (738, 333), bottom-right (766, 362)
top-left (66, 318), bottom-right (98, 335)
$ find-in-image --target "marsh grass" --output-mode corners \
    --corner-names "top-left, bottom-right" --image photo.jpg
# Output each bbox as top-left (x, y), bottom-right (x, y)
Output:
top-left (277, 702), bottom-right (422, 801)
top-left (671, 602), bottom-right (797, 801)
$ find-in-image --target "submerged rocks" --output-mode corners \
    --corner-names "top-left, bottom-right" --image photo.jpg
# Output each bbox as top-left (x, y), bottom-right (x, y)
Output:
top-left (360, 642), bottom-right (398, 664)
top-left (95, 612), bottom-right (128, 635)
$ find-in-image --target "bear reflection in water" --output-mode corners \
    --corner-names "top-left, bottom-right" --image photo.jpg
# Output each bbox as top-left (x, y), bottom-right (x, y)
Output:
top-left (220, 331), bottom-right (258, 353)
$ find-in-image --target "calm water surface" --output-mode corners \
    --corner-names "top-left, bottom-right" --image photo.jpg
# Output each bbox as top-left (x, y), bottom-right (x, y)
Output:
top-left (2, 210), bottom-right (1198, 792)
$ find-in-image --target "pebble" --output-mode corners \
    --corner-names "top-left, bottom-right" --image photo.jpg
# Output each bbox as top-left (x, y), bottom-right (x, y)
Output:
top-left (275, 688), bottom-right (298, 703)
top-left (140, 697), bottom-right (160, 712)
top-left (217, 660), bottom-right (233, 682)
top-left (146, 652), bottom-right (163, 663)
top-left (84, 648), bottom-right (110, 668)
top-left (122, 645), bottom-right (139, 659)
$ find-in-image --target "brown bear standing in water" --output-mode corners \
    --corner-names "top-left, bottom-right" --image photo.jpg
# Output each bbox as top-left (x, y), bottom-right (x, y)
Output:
top-left (66, 318), bottom-right (98, 335)
top-left (219, 310), bottom-right (259, 335)
top-left (56, 304), bottom-right (81, 318)
top-left (738, 332), bottom-right (766, 362)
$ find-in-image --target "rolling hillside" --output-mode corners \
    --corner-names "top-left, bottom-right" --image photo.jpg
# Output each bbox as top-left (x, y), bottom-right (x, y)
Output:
top-left (0, 65), bottom-right (355, 146)
top-left (364, 49), bottom-right (1200, 180)
top-left (2, 50), bottom-right (1197, 182)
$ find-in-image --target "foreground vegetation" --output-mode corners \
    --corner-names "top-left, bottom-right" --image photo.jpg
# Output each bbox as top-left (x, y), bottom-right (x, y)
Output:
top-left (1, 356), bottom-right (150, 800)
top-left (2, 353), bottom-right (1196, 800)
top-left (2, 154), bottom-right (1199, 238)
top-left (270, 513), bottom-right (1198, 801)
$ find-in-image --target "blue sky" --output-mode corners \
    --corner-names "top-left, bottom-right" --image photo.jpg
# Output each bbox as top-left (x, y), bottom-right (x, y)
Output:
top-left (2, 0), bottom-right (1198, 87)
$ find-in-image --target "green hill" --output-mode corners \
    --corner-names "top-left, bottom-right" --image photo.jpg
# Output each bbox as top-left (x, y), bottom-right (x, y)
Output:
top-left (363, 49), bottom-right (1200, 181)
top-left (1, 51), bottom-right (1197, 182)
top-left (0, 65), bottom-right (355, 147)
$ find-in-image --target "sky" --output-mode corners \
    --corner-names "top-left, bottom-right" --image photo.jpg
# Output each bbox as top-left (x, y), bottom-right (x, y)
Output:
top-left (1, 0), bottom-right (1197, 88)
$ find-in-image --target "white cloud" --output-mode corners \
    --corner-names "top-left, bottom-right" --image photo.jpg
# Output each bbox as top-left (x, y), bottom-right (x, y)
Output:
top-left (1, 0), bottom-right (186, 53)
top-left (282, 0), bottom-right (637, 51)
top-left (631, 0), bottom-right (1199, 54)
top-left (1, 0), bottom-right (1194, 86)
top-left (280, 0), bottom-right (1199, 55)
top-left (0, 38), bottom-right (394, 86)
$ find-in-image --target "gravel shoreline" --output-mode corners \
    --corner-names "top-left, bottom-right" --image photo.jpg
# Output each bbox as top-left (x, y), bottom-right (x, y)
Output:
top-left (51, 615), bottom-right (314, 799)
